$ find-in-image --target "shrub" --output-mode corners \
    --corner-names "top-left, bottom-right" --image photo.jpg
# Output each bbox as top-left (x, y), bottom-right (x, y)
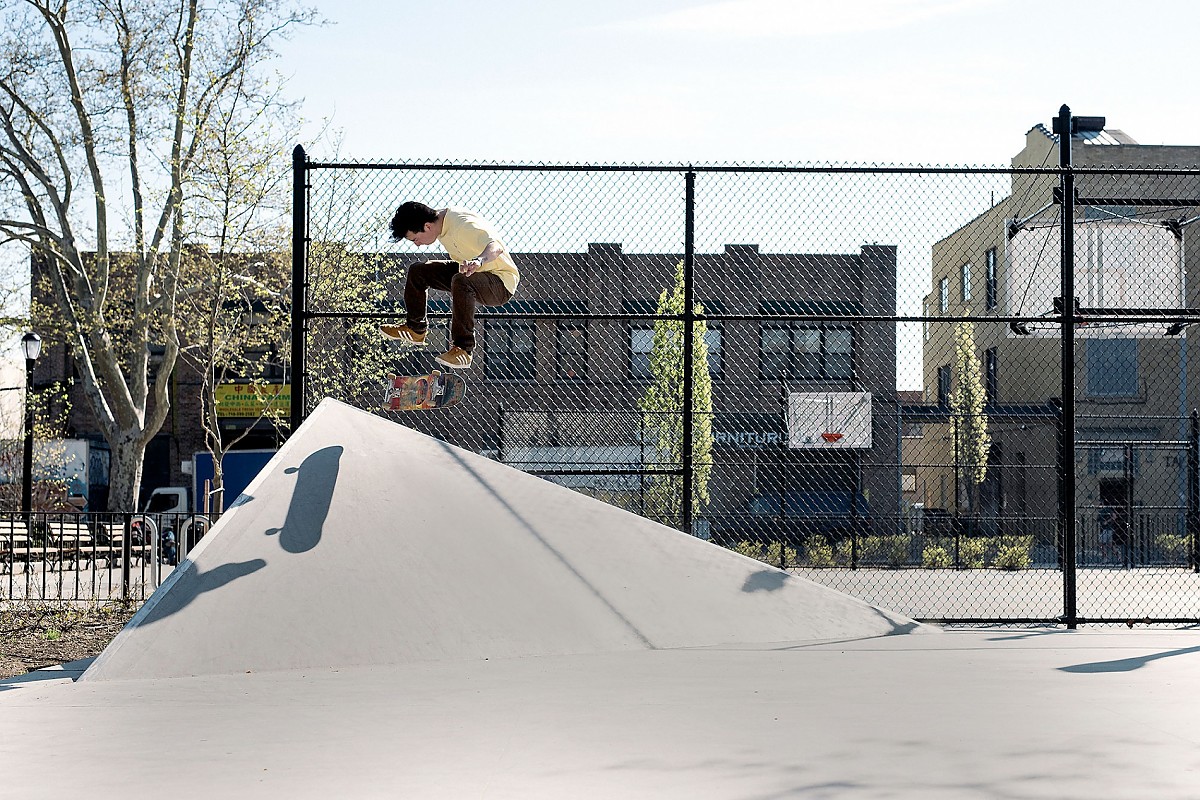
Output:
top-left (993, 535), bottom-right (1033, 570)
top-left (922, 544), bottom-right (952, 568)
top-left (729, 540), bottom-right (797, 568)
top-left (805, 537), bottom-right (835, 567)
top-left (859, 535), bottom-right (910, 567)
top-left (959, 538), bottom-right (986, 569)
top-left (1155, 533), bottom-right (1188, 564)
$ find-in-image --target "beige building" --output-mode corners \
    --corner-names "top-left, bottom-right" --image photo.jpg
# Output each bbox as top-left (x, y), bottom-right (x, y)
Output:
top-left (921, 123), bottom-right (1200, 554)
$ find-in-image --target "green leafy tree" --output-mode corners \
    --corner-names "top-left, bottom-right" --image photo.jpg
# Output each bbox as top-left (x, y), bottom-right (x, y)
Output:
top-left (949, 320), bottom-right (990, 516)
top-left (639, 261), bottom-right (713, 531)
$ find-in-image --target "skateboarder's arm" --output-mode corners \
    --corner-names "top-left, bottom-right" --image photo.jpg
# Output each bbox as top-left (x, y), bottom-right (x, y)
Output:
top-left (461, 240), bottom-right (505, 275)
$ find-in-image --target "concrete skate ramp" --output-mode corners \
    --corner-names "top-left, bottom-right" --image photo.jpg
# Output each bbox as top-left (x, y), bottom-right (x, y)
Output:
top-left (86, 399), bottom-right (920, 681)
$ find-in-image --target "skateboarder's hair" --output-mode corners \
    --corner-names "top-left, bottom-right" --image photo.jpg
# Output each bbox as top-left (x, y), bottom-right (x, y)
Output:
top-left (390, 201), bottom-right (438, 239)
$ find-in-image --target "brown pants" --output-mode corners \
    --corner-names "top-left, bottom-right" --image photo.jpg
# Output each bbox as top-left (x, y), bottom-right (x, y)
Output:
top-left (404, 260), bottom-right (513, 353)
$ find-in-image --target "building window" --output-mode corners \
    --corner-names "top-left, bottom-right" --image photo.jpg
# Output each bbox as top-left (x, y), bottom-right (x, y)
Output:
top-left (985, 247), bottom-right (997, 310)
top-left (985, 347), bottom-right (997, 405)
top-left (937, 365), bottom-right (951, 406)
top-left (1086, 339), bottom-right (1138, 397)
top-left (630, 324), bottom-right (723, 379)
top-left (923, 301), bottom-right (929, 341)
top-left (483, 320), bottom-right (535, 381)
top-left (630, 325), bottom-right (653, 378)
top-left (759, 324), bottom-right (853, 380)
top-left (960, 263), bottom-right (971, 303)
top-left (705, 326), bottom-right (723, 378)
top-left (556, 322), bottom-right (587, 380)
top-left (939, 277), bottom-right (949, 313)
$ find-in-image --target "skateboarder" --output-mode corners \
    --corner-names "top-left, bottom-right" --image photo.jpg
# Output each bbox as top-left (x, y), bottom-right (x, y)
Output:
top-left (382, 201), bottom-right (520, 369)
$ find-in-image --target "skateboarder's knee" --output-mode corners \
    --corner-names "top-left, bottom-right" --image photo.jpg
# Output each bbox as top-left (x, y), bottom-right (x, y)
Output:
top-left (450, 272), bottom-right (476, 296)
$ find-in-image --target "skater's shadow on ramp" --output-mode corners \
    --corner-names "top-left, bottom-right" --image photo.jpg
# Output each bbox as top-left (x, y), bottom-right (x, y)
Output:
top-left (141, 559), bottom-right (267, 625)
top-left (265, 446), bottom-right (343, 553)
top-left (742, 570), bottom-right (788, 593)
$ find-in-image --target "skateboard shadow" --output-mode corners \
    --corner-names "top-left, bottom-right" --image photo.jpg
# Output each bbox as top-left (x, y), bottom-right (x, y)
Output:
top-left (265, 445), bottom-right (343, 553)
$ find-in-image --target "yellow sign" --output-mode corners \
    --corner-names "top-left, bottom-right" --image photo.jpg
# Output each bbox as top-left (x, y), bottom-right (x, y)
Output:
top-left (215, 384), bottom-right (291, 418)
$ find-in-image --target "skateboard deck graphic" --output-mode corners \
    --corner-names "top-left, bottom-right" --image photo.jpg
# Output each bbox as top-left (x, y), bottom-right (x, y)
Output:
top-left (383, 370), bottom-right (466, 411)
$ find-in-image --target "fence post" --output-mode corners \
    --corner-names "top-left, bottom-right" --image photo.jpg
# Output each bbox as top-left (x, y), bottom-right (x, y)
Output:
top-left (1053, 395), bottom-right (1077, 627)
top-left (682, 170), bottom-right (695, 536)
top-left (290, 144), bottom-right (309, 435)
top-left (1124, 442), bottom-right (1135, 568)
top-left (1053, 105), bottom-right (1079, 629)
top-left (1190, 410), bottom-right (1199, 572)
top-left (121, 513), bottom-right (131, 602)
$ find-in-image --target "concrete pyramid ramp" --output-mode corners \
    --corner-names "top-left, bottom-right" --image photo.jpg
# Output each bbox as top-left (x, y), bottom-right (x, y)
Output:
top-left (86, 399), bottom-right (920, 681)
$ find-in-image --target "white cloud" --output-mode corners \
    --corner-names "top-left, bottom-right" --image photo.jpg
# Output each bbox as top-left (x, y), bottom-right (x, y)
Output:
top-left (608, 0), bottom-right (994, 38)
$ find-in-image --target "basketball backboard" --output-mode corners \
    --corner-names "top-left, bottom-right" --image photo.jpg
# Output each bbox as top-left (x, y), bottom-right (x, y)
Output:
top-left (787, 391), bottom-right (873, 449)
top-left (1005, 219), bottom-right (1183, 338)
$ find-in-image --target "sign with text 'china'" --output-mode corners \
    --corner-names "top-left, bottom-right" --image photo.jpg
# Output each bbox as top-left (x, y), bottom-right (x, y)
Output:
top-left (215, 384), bottom-right (290, 418)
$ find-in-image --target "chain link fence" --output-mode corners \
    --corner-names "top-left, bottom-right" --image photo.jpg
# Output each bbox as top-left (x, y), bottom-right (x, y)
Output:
top-left (290, 144), bottom-right (1200, 625)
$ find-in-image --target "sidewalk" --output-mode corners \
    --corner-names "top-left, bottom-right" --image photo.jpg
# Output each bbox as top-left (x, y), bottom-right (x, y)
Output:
top-left (3, 628), bottom-right (1199, 799)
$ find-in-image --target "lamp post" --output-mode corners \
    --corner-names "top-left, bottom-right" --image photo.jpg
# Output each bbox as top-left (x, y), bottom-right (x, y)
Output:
top-left (20, 332), bottom-right (41, 522)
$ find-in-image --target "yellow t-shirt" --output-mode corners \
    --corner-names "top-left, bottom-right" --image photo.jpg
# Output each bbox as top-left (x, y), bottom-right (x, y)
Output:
top-left (437, 208), bottom-right (520, 295)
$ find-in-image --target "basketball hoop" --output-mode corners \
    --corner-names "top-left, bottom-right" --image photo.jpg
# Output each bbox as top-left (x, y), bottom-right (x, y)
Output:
top-left (821, 432), bottom-right (844, 443)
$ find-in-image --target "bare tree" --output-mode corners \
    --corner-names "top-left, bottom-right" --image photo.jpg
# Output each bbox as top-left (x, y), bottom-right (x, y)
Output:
top-left (175, 61), bottom-right (297, 513)
top-left (0, 0), bottom-right (314, 509)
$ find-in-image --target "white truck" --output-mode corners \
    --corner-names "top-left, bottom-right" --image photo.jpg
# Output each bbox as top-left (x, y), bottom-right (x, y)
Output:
top-left (138, 449), bottom-right (276, 560)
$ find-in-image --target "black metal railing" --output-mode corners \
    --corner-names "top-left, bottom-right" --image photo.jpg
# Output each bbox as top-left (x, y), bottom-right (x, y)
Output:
top-left (1, 511), bottom-right (216, 603)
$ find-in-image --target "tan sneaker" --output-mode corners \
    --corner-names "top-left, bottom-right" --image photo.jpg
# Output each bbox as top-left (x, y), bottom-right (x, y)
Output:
top-left (381, 323), bottom-right (426, 345)
top-left (435, 346), bottom-right (472, 369)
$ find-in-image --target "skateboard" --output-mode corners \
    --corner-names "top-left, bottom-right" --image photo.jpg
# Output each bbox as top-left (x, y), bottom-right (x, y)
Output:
top-left (383, 370), bottom-right (466, 411)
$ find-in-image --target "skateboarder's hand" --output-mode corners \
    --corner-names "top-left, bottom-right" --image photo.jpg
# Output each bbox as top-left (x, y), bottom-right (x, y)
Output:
top-left (459, 258), bottom-right (483, 276)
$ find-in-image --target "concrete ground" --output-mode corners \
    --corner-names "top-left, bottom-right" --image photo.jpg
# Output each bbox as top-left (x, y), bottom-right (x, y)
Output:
top-left (3, 401), bottom-right (1198, 798)
top-left (3, 628), bottom-right (1200, 799)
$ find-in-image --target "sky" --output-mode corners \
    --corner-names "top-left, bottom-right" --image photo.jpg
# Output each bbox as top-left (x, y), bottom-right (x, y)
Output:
top-left (271, 0), bottom-right (1200, 389)
top-left (277, 0), bottom-right (1200, 165)
top-left (6, 0), bottom-right (1199, 393)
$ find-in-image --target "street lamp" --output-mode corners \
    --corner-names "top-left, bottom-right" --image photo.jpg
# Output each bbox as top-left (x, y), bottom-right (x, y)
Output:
top-left (20, 332), bottom-right (41, 521)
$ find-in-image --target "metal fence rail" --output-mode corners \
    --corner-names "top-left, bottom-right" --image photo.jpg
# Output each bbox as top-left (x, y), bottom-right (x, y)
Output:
top-left (1, 511), bottom-right (213, 604)
top-left (290, 119), bottom-right (1200, 625)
